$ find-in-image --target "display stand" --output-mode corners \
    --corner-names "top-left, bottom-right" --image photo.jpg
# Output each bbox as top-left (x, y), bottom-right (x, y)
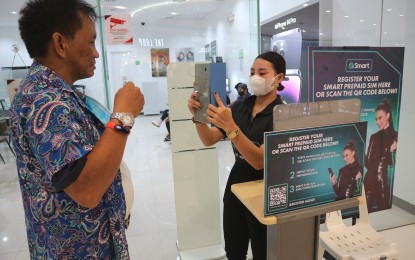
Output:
top-left (232, 180), bottom-right (361, 259)
top-left (167, 62), bottom-right (226, 260)
top-left (232, 99), bottom-right (364, 259)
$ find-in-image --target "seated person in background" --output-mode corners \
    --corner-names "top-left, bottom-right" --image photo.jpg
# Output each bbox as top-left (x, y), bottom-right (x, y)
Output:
top-left (152, 109), bottom-right (169, 127)
top-left (152, 109), bottom-right (171, 141)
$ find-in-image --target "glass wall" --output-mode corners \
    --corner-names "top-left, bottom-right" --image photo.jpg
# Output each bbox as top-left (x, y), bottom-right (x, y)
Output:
top-left (96, 0), bottom-right (260, 113)
top-left (93, 0), bottom-right (414, 231)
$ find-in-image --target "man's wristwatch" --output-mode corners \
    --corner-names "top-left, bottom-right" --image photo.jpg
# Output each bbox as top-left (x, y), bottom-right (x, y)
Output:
top-left (110, 112), bottom-right (135, 128)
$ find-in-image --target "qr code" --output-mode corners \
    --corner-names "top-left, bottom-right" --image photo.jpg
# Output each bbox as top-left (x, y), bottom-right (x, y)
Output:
top-left (269, 186), bottom-right (287, 206)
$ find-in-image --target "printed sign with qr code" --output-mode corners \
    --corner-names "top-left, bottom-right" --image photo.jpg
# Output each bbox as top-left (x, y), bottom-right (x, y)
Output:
top-left (268, 184), bottom-right (288, 210)
top-left (264, 121), bottom-right (367, 216)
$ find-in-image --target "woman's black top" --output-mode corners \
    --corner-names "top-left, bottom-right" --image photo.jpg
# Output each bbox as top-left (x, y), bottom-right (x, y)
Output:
top-left (219, 95), bottom-right (283, 203)
top-left (364, 125), bottom-right (398, 186)
top-left (333, 160), bottom-right (362, 200)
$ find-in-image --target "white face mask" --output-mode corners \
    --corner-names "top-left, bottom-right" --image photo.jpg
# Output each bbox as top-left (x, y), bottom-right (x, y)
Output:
top-left (249, 75), bottom-right (276, 96)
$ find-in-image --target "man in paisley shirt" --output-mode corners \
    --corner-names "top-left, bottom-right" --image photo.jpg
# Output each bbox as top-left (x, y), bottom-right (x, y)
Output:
top-left (9, 0), bottom-right (144, 259)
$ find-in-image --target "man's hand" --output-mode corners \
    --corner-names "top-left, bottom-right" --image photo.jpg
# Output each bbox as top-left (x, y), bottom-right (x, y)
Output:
top-left (113, 82), bottom-right (145, 117)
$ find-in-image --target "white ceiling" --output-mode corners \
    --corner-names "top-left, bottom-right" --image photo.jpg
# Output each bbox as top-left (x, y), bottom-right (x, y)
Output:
top-left (0, 0), bottom-right (224, 28)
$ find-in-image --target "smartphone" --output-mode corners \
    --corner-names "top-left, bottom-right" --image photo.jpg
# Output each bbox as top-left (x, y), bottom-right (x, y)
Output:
top-left (328, 167), bottom-right (334, 178)
top-left (270, 28), bottom-right (302, 70)
top-left (279, 69), bottom-right (301, 104)
top-left (194, 63), bottom-right (226, 123)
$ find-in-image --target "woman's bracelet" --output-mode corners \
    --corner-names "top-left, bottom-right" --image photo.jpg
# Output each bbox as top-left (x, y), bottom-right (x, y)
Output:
top-left (227, 126), bottom-right (240, 140)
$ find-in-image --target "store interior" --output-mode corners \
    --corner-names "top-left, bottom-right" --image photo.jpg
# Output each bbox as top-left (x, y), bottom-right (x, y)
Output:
top-left (1, 0), bottom-right (414, 259)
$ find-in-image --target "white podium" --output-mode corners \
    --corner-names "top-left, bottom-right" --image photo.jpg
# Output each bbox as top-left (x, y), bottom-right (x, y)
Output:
top-left (167, 62), bottom-right (225, 259)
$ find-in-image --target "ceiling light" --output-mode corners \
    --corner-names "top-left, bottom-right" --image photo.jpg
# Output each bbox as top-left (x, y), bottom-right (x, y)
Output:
top-left (227, 12), bottom-right (235, 23)
top-left (360, 19), bottom-right (365, 22)
top-left (171, 12), bottom-right (177, 15)
top-left (11, 11), bottom-right (17, 14)
top-left (344, 15), bottom-right (349, 18)
top-left (303, 4), bottom-right (309, 7)
top-left (325, 10), bottom-right (331, 13)
top-left (113, 6), bottom-right (127, 10)
top-left (373, 23), bottom-right (377, 26)
top-left (132, 1), bottom-right (172, 17)
top-left (399, 14), bottom-right (404, 17)
top-left (387, 8), bottom-right (392, 11)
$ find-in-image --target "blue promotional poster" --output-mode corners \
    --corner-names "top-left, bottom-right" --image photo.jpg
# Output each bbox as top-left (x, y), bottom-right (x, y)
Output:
top-left (309, 47), bottom-right (404, 213)
top-left (264, 122), bottom-right (367, 216)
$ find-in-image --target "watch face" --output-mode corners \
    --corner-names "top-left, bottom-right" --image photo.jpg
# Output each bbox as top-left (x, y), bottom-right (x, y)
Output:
top-left (121, 114), bottom-right (134, 126)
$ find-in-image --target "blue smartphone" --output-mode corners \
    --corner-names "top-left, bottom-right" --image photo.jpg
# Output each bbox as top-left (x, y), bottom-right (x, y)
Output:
top-left (194, 63), bottom-right (226, 123)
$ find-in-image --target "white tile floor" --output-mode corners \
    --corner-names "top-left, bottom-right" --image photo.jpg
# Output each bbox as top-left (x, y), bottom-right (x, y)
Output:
top-left (1, 114), bottom-right (414, 259)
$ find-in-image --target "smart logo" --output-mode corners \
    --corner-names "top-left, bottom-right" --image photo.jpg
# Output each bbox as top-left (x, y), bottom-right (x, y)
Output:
top-left (345, 59), bottom-right (373, 72)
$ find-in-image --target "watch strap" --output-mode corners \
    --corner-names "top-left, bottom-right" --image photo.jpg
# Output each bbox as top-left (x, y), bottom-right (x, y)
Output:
top-left (106, 121), bottom-right (130, 135)
top-left (110, 112), bottom-right (134, 127)
top-left (227, 126), bottom-right (240, 140)
top-left (110, 112), bottom-right (121, 119)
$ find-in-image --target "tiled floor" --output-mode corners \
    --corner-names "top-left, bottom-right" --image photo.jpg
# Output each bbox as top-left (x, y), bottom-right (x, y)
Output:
top-left (1, 115), bottom-right (414, 259)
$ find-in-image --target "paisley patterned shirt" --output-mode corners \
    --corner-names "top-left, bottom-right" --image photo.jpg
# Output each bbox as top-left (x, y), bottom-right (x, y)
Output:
top-left (9, 61), bottom-right (129, 259)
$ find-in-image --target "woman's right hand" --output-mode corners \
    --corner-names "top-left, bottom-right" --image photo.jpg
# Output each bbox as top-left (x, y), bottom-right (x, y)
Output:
top-left (330, 174), bottom-right (336, 185)
top-left (188, 91), bottom-right (202, 115)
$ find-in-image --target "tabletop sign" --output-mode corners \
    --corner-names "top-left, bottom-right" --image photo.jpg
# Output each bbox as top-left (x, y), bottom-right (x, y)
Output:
top-left (264, 121), bottom-right (367, 216)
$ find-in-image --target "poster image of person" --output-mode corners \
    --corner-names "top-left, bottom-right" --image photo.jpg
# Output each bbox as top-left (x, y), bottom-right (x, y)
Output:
top-left (186, 50), bottom-right (194, 62)
top-left (308, 46), bottom-right (404, 214)
top-left (364, 98), bottom-right (398, 213)
top-left (175, 48), bottom-right (194, 62)
top-left (177, 51), bottom-right (185, 62)
top-left (330, 140), bottom-right (363, 201)
top-left (151, 48), bottom-right (169, 77)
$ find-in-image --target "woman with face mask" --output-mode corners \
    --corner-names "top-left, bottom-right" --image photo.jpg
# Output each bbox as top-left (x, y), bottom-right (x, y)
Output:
top-left (187, 51), bottom-right (285, 260)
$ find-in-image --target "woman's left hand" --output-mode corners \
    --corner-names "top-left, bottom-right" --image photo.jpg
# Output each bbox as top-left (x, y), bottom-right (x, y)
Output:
top-left (390, 140), bottom-right (397, 152)
top-left (207, 92), bottom-right (237, 133)
top-left (355, 171), bottom-right (362, 180)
